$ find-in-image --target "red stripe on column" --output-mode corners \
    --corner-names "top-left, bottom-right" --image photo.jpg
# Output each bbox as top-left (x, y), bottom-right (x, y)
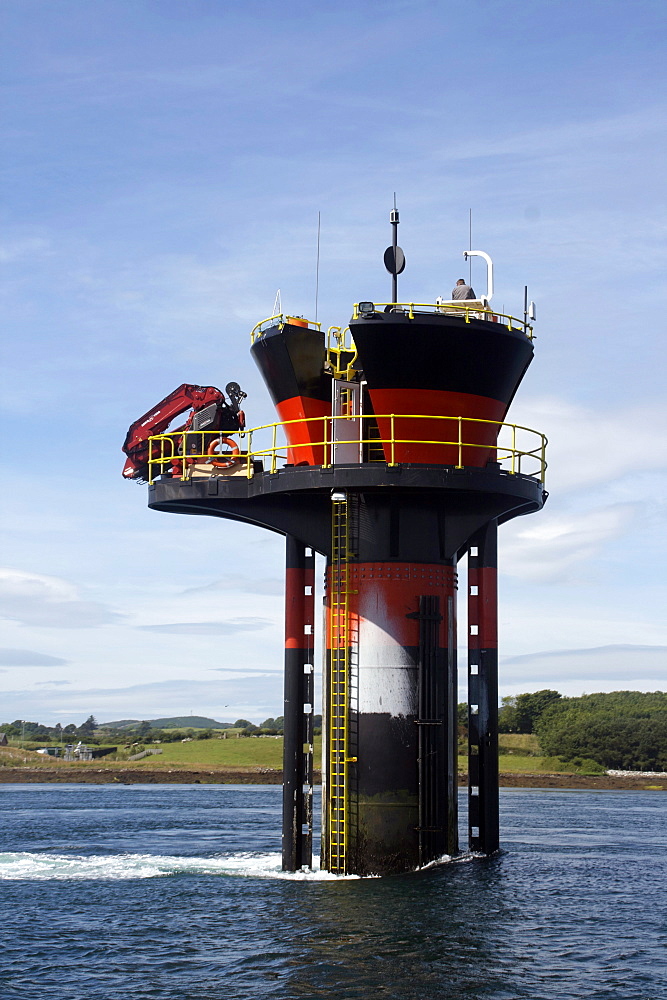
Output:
top-left (285, 566), bottom-right (306, 649)
top-left (476, 567), bottom-right (497, 648)
top-left (326, 563), bottom-right (457, 646)
top-left (469, 566), bottom-right (498, 649)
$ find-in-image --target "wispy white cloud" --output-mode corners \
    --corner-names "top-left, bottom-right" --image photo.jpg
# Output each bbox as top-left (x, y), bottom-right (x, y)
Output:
top-left (0, 569), bottom-right (123, 629)
top-left (0, 648), bottom-right (68, 667)
top-left (182, 576), bottom-right (283, 596)
top-left (502, 503), bottom-right (636, 582)
top-left (0, 676), bottom-right (286, 726)
top-left (210, 666), bottom-right (282, 675)
top-left (513, 397), bottom-right (667, 494)
top-left (433, 106), bottom-right (666, 166)
top-left (0, 236), bottom-right (53, 263)
top-left (138, 618), bottom-right (272, 636)
top-left (499, 644), bottom-right (667, 690)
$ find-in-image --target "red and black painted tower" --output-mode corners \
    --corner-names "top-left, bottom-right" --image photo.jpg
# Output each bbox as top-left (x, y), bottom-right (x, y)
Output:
top-left (145, 216), bottom-right (547, 875)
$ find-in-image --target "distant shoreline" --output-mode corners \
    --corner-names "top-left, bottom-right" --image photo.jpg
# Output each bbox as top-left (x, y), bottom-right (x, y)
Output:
top-left (0, 768), bottom-right (663, 790)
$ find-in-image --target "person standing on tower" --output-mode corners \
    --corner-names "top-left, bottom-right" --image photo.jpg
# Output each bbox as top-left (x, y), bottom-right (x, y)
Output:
top-left (452, 278), bottom-right (476, 299)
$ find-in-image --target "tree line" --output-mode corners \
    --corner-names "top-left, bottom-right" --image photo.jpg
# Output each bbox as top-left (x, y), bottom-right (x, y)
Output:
top-left (0, 714), bottom-right (324, 744)
top-left (495, 689), bottom-right (666, 771)
top-left (6, 695), bottom-right (665, 771)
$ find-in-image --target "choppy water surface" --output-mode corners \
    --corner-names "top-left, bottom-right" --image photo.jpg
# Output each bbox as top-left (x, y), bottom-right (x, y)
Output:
top-left (1, 784), bottom-right (665, 1000)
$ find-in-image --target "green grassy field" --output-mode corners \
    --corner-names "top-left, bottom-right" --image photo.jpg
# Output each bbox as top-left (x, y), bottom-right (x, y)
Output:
top-left (130, 736), bottom-right (308, 769)
top-left (130, 732), bottom-right (554, 772)
top-left (1, 732), bottom-right (601, 775)
top-left (498, 733), bottom-right (541, 755)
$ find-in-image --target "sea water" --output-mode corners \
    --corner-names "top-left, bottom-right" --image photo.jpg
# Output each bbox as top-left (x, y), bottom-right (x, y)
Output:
top-left (0, 784), bottom-right (665, 1000)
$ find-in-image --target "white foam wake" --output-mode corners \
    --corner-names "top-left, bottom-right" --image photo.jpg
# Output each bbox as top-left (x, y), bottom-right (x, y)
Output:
top-left (0, 851), bottom-right (363, 882)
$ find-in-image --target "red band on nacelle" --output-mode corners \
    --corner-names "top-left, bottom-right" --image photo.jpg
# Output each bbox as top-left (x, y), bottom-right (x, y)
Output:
top-left (275, 397), bottom-right (331, 466)
top-left (368, 387), bottom-right (507, 466)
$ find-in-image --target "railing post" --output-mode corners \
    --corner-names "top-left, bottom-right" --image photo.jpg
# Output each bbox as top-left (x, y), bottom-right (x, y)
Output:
top-left (390, 414), bottom-right (395, 466)
top-left (511, 425), bottom-right (516, 475)
top-left (457, 417), bottom-right (463, 468)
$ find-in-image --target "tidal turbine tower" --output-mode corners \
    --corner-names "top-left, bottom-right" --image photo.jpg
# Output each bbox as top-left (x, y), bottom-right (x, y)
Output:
top-left (138, 210), bottom-right (547, 875)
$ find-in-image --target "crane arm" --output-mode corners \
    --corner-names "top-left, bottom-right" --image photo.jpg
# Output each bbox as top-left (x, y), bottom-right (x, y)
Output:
top-left (122, 383), bottom-right (245, 481)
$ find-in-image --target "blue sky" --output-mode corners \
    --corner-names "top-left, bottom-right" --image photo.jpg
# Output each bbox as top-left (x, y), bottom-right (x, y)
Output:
top-left (1, 0), bottom-right (665, 725)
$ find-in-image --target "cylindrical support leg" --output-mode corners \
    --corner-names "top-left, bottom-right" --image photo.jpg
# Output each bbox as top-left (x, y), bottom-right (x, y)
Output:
top-left (282, 535), bottom-right (315, 871)
top-left (467, 521), bottom-right (499, 854)
top-left (323, 561), bottom-right (457, 875)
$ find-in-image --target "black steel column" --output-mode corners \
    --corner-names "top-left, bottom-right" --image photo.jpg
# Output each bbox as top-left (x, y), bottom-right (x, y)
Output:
top-left (467, 521), bottom-right (499, 854)
top-left (282, 535), bottom-right (315, 870)
top-left (413, 595), bottom-right (444, 866)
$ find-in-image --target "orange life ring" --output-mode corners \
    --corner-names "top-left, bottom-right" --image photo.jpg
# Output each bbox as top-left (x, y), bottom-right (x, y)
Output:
top-left (207, 437), bottom-right (241, 469)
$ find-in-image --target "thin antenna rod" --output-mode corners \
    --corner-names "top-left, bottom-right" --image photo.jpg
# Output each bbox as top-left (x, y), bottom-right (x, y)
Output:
top-left (392, 194), bottom-right (398, 303)
top-left (315, 211), bottom-right (321, 323)
top-left (468, 209), bottom-right (472, 285)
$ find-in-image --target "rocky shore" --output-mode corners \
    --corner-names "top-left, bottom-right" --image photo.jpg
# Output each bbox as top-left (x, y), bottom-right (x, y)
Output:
top-left (0, 767), bottom-right (663, 790)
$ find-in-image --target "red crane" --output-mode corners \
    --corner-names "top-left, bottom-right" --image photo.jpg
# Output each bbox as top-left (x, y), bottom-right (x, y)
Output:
top-left (122, 382), bottom-right (246, 482)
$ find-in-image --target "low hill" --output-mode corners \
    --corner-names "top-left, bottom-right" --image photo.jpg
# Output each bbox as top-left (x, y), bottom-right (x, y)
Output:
top-left (101, 716), bottom-right (232, 731)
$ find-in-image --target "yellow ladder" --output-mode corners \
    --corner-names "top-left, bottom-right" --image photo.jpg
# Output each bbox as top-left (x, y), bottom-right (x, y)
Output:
top-left (364, 416), bottom-right (385, 462)
top-left (329, 492), bottom-right (350, 874)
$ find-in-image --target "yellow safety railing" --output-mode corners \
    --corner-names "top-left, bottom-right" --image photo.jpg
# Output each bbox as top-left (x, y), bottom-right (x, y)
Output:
top-left (325, 325), bottom-right (358, 379)
top-left (250, 304), bottom-right (533, 347)
top-left (148, 414), bottom-right (547, 486)
top-left (250, 314), bottom-right (322, 344)
top-left (352, 302), bottom-right (534, 339)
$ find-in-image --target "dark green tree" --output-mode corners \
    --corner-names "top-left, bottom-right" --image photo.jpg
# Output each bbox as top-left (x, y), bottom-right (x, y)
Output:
top-left (234, 719), bottom-right (256, 730)
top-left (535, 691), bottom-right (667, 770)
top-left (514, 690), bottom-right (562, 733)
top-left (79, 715), bottom-right (98, 737)
top-left (498, 690), bottom-right (561, 733)
top-left (498, 696), bottom-right (518, 732)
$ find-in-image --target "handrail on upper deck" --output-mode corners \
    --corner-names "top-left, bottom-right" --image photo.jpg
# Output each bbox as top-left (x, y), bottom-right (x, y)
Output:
top-left (351, 302), bottom-right (534, 339)
top-left (250, 314), bottom-right (322, 344)
top-left (250, 304), bottom-right (534, 346)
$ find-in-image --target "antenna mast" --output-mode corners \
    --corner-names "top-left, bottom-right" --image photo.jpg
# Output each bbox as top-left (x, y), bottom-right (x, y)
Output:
top-left (383, 194), bottom-right (406, 304)
top-left (315, 212), bottom-right (321, 323)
